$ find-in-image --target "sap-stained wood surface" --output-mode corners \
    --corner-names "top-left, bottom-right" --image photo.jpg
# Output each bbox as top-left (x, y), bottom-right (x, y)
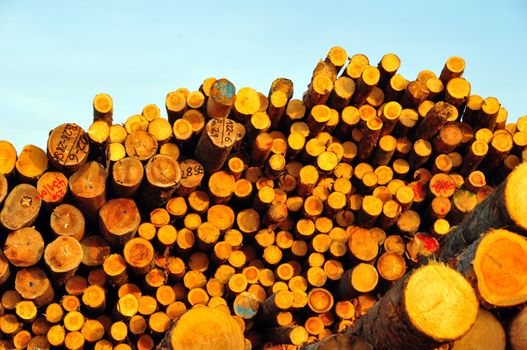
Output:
top-left (0, 46), bottom-right (526, 350)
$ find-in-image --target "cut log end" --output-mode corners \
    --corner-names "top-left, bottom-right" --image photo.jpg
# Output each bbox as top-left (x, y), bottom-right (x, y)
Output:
top-left (17, 144), bottom-right (49, 182)
top-left (100, 198), bottom-right (141, 246)
top-left (0, 183), bottom-right (42, 231)
top-left (50, 204), bottom-right (85, 241)
top-left (124, 238), bottom-right (155, 274)
top-left (505, 162), bottom-right (527, 230)
top-left (4, 227), bottom-right (44, 267)
top-left (44, 236), bottom-right (83, 273)
top-left (509, 305), bottom-right (527, 350)
top-left (404, 263), bottom-right (478, 342)
top-left (0, 140), bottom-right (17, 176)
top-left (452, 308), bottom-right (505, 350)
top-left (169, 307), bottom-right (245, 350)
top-left (473, 229), bottom-right (527, 307)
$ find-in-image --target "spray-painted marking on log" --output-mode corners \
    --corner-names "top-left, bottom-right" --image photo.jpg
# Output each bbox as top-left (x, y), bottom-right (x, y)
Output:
top-left (50, 123), bottom-right (89, 164)
top-left (430, 180), bottom-right (456, 195)
top-left (39, 174), bottom-right (68, 202)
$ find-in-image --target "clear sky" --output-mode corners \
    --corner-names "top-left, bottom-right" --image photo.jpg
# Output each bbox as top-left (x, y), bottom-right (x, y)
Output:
top-left (0, 0), bottom-right (526, 152)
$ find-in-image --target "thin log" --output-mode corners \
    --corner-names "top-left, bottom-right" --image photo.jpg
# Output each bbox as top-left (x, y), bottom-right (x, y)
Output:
top-left (358, 117), bottom-right (383, 161)
top-left (439, 56), bottom-right (465, 83)
top-left (328, 77), bottom-right (355, 110)
top-left (352, 66), bottom-right (380, 106)
top-left (124, 238), bottom-right (155, 275)
top-left (476, 96), bottom-right (501, 131)
top-left (99, 198), bottom-right (141, 247)
top-left (139, 154), bottom-right (181, 209)
top-left (103, 253), bottom-right (128, 287)
top-left (265, 326), bottom-right (309, 346)
top-left (269, 78), bottom-right (294, 102)
top-left (207, 78), bottom-right (236, 119)
top-left (377, 53), bottom-right (400, 89)
top-left (415, 101), bottom-right (457, 140)
top-left (338, 263), bottom-right (379, 299)
top-left (69, 161), bottom-right (106, 220)
top-left (460, 140), bottom-right (488, 176)
top-left (402, 81), bottom-right (429, 108)
top-left (18, 149), bottom-right (50, 184)
top-left (384, 74), bottom-right (408, 102)
top-left (0, 251), bottom-right (10, 286)
top-left (479, 130), bottom-right (513, 171)
top-left (195, 117), bottom-right (236, 173)
top-left (93, 93), bottom-right (113, 125)
top-left (445, 77), bottom-right (471, 111)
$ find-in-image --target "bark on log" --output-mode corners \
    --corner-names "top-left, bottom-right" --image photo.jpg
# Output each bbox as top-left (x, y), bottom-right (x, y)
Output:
top-left (451, 308), bottom-right (505, 350)
top-left (509, 305), bottom-right (527, 350)
top-left (99, 198), bottom-right (141, 247)
top-left (47, 123), bottom-right (90, 175)
top-left (0, 251), bottom-right (10, 286)
top-left (206, 78), bottom-right (236, 119)
top-left (68, 161), bottom-right (107, 220)
top-left (348, 263), bottom-right (478, 350)
top-left (451, 228), bottom-right (527, 307)
top-left (415, 102), bottom-right (457, 140)
top-left (437, 162), bottom-right (527, 260)
top-left (195, 117), bottom-right (236, 173)
top-left (139, 154), bottom-right (181, 209)
top-left (80, 235), bottom-right (111, 267)
top-left (93, 93), bottom-right (113, 125)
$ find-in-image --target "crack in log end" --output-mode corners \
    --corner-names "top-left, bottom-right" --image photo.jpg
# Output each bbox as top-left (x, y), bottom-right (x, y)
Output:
top-left (20, 196), bottom-right (32, 207)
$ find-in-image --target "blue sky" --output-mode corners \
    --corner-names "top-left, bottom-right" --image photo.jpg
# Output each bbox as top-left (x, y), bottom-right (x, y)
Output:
top-left (0, 0), bottom-right (526, 152)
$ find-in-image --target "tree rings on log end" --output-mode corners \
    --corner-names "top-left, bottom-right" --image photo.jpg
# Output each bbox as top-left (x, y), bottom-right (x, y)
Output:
top-left (404, 263), bottom-right (478, 342)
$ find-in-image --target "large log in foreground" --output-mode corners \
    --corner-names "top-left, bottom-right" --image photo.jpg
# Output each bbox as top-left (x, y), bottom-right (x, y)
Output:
top-left (156, 306), bottom-right (245, 350)
top-left (299, 334), bottom-right (373, 350)
top-left (452, 228), bottom-right (527, 308)
top-left (348, 263), bottom-right (478, 350)
top-left (451, 308), bottom-right (506, 350)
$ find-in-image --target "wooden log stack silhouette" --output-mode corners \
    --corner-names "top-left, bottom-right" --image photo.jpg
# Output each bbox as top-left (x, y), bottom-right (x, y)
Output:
top-left (0, 47), bottom-right (526, 350)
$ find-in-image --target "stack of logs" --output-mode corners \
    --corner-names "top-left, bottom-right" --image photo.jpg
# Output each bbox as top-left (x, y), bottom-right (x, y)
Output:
top-left (0, 46), bottom-right (526, 350)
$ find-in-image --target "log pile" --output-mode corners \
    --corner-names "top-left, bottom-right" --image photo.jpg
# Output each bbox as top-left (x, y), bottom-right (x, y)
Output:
top-left (0, 47), bottom-right (526, 350)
